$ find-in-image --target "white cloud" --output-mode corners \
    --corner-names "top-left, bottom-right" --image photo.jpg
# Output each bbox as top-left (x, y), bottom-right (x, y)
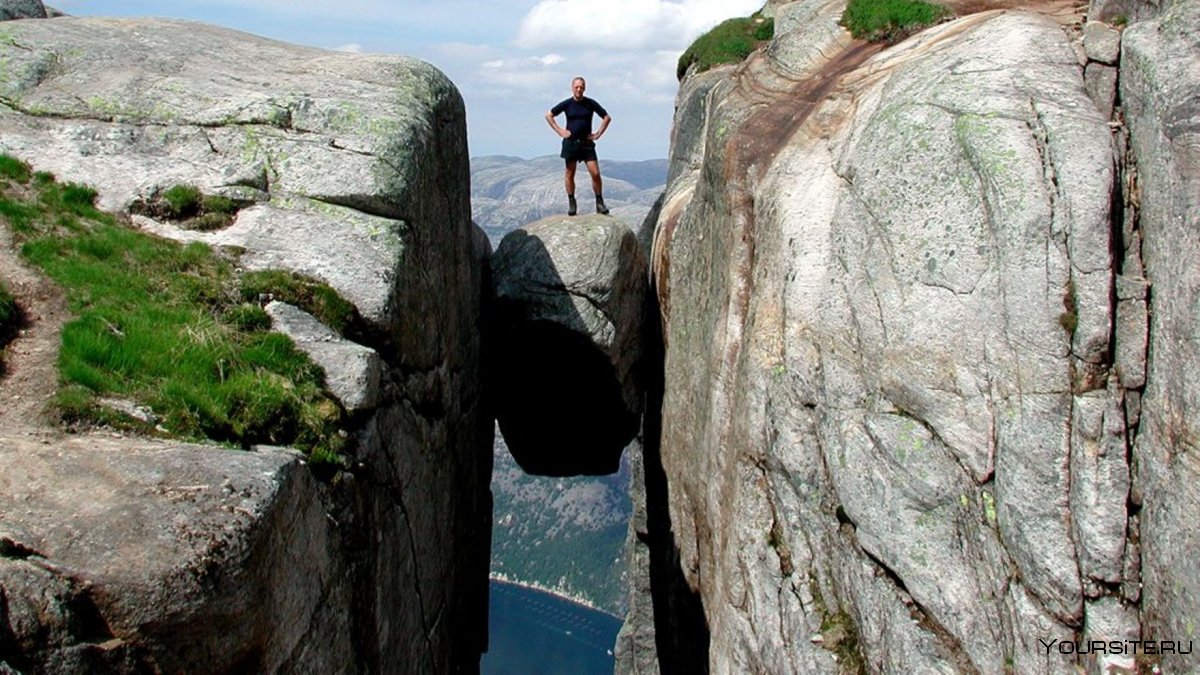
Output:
top-left (333, 43), bottom-right (363, 53)
top-left (461, 52), bottom-right (573, 102)
top-left (484, 69), bottom-right (562, 92)
top-left (516, 0), bottom-right (763, 51)
top-left (432, 42), bottom-right (505, 62)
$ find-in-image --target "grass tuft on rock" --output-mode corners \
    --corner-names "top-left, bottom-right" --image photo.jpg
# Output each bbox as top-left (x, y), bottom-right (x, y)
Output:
top-left (0, 154), bottom-right (349, 464)
top-left (132, 183), bottom-right (245, 231)
top-left (0, 155), bottom-right (32, 184)
top-left (161, 184), bottom-right (203, 218)
top-left (239, 269), bottom-right (359, 335)
top-left (677, 14), bottom-right (775, 80)
top-left (841, 0), bottom-right (951, 42)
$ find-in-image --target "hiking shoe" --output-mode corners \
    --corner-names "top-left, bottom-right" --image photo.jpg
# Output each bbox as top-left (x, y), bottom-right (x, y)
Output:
top-left (595, 196), bottom-right (609, 215)
top-left (568, 195), bottom-right (577, 216)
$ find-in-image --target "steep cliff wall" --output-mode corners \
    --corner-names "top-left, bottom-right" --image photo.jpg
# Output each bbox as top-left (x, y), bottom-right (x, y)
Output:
top-left (1121, 2), bottom-right (1200, 671)
top-left (628, 0), bottom-right (1198, 671)
top-left (0, 17), bottom-right (491, 672)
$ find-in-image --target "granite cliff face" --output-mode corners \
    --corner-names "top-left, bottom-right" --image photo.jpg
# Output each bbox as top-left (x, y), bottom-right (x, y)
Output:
top-left (0, 17), bottom-right (491, 673)
top-left (622, 0), bottom-right (1199, 672)
top-left (1120, 1), bottom-right (1200, 664)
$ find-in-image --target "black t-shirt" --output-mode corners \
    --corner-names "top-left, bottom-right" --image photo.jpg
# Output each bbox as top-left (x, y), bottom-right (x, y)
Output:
top-left (551, 96), bottom-right (608, 140)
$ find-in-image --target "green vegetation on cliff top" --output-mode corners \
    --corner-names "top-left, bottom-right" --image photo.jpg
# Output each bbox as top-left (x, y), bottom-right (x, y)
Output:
top-left (677, 0), bottom-right (949, 82)
top-left (841, 0), bottom-right (951, 42)
top-left (677, 14), bottom-right (775, 80)
top-left (0, 154), bottom-right (350, 463)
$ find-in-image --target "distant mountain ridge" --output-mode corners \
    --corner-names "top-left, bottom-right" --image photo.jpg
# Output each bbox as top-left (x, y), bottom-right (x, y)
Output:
top-left (471, 155), bottom-right (667, 243)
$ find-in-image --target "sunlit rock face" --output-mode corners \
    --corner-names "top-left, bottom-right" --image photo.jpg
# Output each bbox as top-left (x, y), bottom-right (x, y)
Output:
top-left (614, 0), bottom-right (1197, 670)
top-left (490, 215), bottom-right (648, 476)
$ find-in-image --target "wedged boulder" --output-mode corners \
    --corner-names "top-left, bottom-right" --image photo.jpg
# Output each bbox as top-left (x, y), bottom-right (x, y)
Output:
top-left (637, 4), bottom-right (1129, 673)
top-left (0, 436), bottom-right (351, 673)
top-left (1121, 3), bottom-right (1200, 673)
top-left (490, 214), bottom-right (647, 476)
top-left (0, 0), bottom-right (45, 20)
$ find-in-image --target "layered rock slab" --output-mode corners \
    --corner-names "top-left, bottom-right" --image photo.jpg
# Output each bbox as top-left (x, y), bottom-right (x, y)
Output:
top-left (490, 215), bottom-right (647, 476)
top-left (635, 3), bottom-right (1136, 672)
top-left (0, 437), bottom-right (350, 674)
top-left (264, 301), bottom-right (383, 415)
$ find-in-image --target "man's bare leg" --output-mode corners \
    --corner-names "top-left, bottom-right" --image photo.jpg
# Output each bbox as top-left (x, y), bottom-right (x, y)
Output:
top-left (565, 160), bottom-right (578, 215)
top-left (586, 160), bottom-right (608, 214)
top-left (585, 159), bottom-right (603, 195)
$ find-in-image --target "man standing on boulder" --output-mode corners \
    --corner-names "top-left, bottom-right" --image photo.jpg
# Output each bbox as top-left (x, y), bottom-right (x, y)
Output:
top-left (546, 76), bottom-right (612, 216)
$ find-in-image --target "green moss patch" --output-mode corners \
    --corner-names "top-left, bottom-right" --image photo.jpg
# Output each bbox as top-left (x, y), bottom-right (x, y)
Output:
top-left (678, 14), bottom-right (775, 80)
top-left (131, 183), bottom-right (247, 232)
top-left (0, 154), bottom-right (350, 464)
top-left (238, 269), bottom-right (359, 336)
top-left (809, 574), bottom-right (867, 674)
top-left (841, 0), bottom-right (951, 42)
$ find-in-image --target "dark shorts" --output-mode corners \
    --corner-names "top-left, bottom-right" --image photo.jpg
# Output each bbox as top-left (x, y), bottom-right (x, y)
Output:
top-left (560, 138), bottom-right (598, 162)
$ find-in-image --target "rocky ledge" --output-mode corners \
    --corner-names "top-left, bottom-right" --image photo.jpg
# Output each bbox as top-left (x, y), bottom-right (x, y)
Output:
top-left (0, 16), bottom-right (492, 673)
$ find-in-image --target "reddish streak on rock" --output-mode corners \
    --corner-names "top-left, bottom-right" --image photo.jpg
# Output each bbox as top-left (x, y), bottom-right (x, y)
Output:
top-left (719, 40), bottom-right (884, 376)
top-left (652, 205), bottom-right (682, 340)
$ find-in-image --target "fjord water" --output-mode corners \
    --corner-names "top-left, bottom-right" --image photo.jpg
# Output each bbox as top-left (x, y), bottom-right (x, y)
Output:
top-left (482, 580), bottom-right (621, 674)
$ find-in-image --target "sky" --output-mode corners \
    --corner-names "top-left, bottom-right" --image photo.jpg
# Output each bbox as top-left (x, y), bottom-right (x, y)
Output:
top-left (50, 0), bottom-right (764, 161)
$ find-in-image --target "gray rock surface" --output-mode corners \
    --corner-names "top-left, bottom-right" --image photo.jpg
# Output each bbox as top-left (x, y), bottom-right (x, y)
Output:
top-left (490, 215), bottom-right (647, 476)
top-left (628, 1), bottom-right (1149, 671)
top-left (1087, 0), bottom-right (1165, 24)
top-left (0, 17), bottom-right (491, 672)
top-left (1083, 21), bottom-right (1122, 64)
top-left (1084, 62), bottom-right (1119, 120)
top-left (1122, 2), bottom-right (1200, 673)
top-left (264, 301), bottom-right (382, 414)
top-left (1081, 596), bottom-right (1139, 674)
top-left (0, 436), bottom-right (352, 673)
top-left (613, 441), bottom-right (661, 675)
top-left (0, 0), bottom-right (44, 20)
